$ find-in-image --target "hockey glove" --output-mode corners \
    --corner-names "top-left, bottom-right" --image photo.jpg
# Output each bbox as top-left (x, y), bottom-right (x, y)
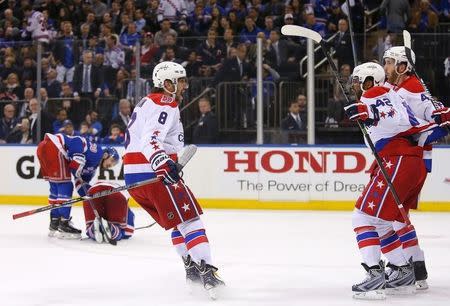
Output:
top-left (155, 159), bottom-right (181, 185)
top-left (344, 103), bottom-right (379, 125)
top-left (432, 107), bottom-right (450, 127)
top-left (69, 154), bottom-right (86, 178)
top-left (74, 179), bottom-right (91, 197)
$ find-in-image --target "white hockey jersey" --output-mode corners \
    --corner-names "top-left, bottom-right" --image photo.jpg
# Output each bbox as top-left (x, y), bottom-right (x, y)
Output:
top-left (157, 0), bottom-right (188, 22)
top-left (25, 11), bottom-right (49, 43)
top-left (359, 86), bottom-right (435, 152)
top-left (123, 93), bottom-right (184, 184)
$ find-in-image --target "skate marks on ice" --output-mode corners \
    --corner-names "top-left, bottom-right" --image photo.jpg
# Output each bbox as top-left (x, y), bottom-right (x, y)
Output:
top-left (2, 206), bottom-right (450, 306)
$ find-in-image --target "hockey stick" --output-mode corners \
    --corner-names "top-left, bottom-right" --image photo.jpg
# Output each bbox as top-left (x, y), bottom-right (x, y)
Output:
top-left (403, 30), bottom-right (449, 131)
top-left (281, 25), bottom-right (411, 225)
top-left (135, 221), bottom-right (157, 230)
top-left (12, 145), bottom-right (198, 220)
top-left (345, 0), bottom-right (358, 67)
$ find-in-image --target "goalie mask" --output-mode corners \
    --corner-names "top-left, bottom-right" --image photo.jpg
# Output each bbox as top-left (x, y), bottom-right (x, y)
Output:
top-left (152, 61), bottom-right (187, 96)
top-left (383, 46), bottom-right (416, 74)
top-left (352, 62), bottom-right (385, 92)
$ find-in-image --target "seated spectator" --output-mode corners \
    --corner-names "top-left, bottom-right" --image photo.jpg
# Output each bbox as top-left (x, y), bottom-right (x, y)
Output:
top-left (2, 72), bottom-right (23, 101)
top-left (78, 121), bottom-right (96, 143)
top-left (303, 12), bottom-right (327, 38)
top-left (134, 9), bottom-right (146, 32)
top-left (52, 108), bottom-right (68, 133)
top-left (182, 50), bottom-right (203, 77)
top-left (138, 33), bottom-right (159, 66)
top-left (240, 16), bottom-right (263, 44)
top-left (92, 0), bottom-right (108, 19)
top-left (189, 3), bottom-right (212, 35)
top-left (263, 16), bottom-right (275, 38)
top-left (6, 117), bottom-right (32, 144)
top-left (20, 57), bottom-right (36, 85)
top-left (197, 29), bottom-right (224, 72)
top-left (111, 99), bottom-right (131, 131)
top-left (145, 0), bottom-right (160, 33)
top-left (107, 68), bottom-right (129, 100)
top-left (0, 104), bottom-right (18, 143)
top-left (327, 1), bottom-right (346, 34)
top-left (227, 0), bottom-right (247, 20)
top-left (85, 110), bottom-right (103, 137)
top-left (154, 19), bottom-right (178, 47)
top-left (192, 97), bottom-right (219, 144)
top-left (159, 46), bottom-right (181, 63)
top-left (39, 88), bottom-right (50, 112)
top-left (177, 20), bottom-right (199, 50)
top-left (157, 0), bottom-right (188, 25)
top-left (62, 119), bottom-right (80, 136)
top-left (101, 123), bottom-right (125, 144)
top-left (18, 87), bottom-right (35, 118)
top-left (410, 0), bottom-right (439, 32)
top-left (120, 22), bottom-right (141, 48)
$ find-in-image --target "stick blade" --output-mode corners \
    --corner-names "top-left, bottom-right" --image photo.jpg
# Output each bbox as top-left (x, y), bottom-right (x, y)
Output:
top-left (178, 144), bottom-right (197, 167)
top-left (403, 30), bottom-right (412, 49)
top-left (281, 25), bottom-right (322, 43)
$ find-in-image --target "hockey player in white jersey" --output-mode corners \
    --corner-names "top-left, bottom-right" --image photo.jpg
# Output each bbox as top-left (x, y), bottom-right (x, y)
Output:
top-left (22, 5), bottom-right (49, 43)
top-left (123, 61), bottom-right (224, 299)
top-left (383, 46), bottom-right (450, 290)
top-left (344, 62), bottom-right (437, 299)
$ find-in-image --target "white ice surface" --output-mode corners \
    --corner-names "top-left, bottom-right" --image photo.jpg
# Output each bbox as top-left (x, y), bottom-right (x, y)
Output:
top-left (1, 206), bottom-right (450, 306)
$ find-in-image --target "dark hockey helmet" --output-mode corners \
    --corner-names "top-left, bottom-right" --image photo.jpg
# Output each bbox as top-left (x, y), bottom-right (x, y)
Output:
top-left (102, 146), bottom-right (120, 166)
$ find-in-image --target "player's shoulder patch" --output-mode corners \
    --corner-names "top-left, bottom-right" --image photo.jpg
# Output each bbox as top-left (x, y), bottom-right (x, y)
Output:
top-left (400, 76), bottom-right (424, 93)
top-left (362, 86), bottom-right (390, 99)
top-left (148, 93), bottom-right (178, 108)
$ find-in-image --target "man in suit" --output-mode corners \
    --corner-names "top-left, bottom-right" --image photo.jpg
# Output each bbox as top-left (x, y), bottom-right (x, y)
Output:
top-left (212, 43), bottom-right (254, 128)
top-left (72, 50), bottom-right (104, 125)
top-left (333, 19), bottom-right (354, 70)
top-left (192, 98), bottom-right (219, 144)
top-left (28, 98), bottom-right (54, 143)
top-left (266, 30), bottom-right (301, 79)
top-left (281, 97), bottom-right (307, 143)
top-left (43, 69), bottom-right (62, 98)
top-left (111, 99), bottom-right (131, 132)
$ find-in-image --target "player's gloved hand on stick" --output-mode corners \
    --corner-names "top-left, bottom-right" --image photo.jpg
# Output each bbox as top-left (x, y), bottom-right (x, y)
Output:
top-left (432, 107), bottom-right (450, 127)
top-left (344, 102), bottom-right (379, 125)
top-left (155, 159), bottom-right (181, 185)
top-left (69, 154), bottom-right (86, 178)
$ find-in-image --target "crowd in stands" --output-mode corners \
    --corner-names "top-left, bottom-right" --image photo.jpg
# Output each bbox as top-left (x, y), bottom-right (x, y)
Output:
top-left (0, 0), bottom-right (449, 145)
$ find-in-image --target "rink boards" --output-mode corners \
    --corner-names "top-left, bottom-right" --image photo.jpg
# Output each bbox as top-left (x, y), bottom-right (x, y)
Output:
top-left (0, 145), bottom-right (449, 211)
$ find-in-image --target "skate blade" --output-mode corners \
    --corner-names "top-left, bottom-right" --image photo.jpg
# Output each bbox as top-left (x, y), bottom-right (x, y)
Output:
top-left (56, 231), bottom-right (82, 239)
top-left (353, 290), bottom-right (386, 300)
top-left (386, 285), bottom-right (416, 295)
top-left (416, 280), bottom-right (429, 290)
top-left (48, 230), bottom-right (57, 237)
top-left (206, 287), bottom-right (218, 300)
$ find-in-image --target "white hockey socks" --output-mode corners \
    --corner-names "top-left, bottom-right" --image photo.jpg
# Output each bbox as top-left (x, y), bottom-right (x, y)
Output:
top-left (171, 228), bottom-right (188, 258)
top-left (177, 218), bottom-right (212, 265)
top-left (355, 226), bottom-right (382, 267)
top-left (380, 230), bottom-right (407, 266)
top-left (394, 223), bottom-right (425, 262)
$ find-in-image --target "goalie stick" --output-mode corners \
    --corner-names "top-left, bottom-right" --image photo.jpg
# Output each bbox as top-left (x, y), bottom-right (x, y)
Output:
top-left (403, 30), bottom-right (449, 131)
top-left (12, 145), bottom-right (198, 220)
top-left (281, 25), bottom-right (411, 225)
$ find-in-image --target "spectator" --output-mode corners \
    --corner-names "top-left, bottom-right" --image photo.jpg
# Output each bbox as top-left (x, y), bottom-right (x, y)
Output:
top-left (303, 12), bottom-right (327, 38)
top-left (43, 69), bottom-right (62, 98)
top-left (266, 30), bottom-right (300, 79)
top-left (177, 20), bottom-right (198, 50)
top-left (20, 57), bottom-right (36, 85)
top-left (18, 87), bottom-right (35, 118)
top-left (28, 98), bottom-right (53, 143)
top-left (39, 88), bottom-right (50, 111)
top-left (0, 104), bottom-right (18, 143)
top-left (92, 0), bottom-right (108, 19)
top-left (111, 99), bottom-right (131, 131)
top-left (283, 13), bottom-right (295, 27)
top-left (139, 32), bottom-right (159, 66)
top-left (0, 56), bottom-right (19, 84)
top-left (227, 0), bottom-right (247, 20)
top-left (103, 35), bottom-right (125, 88)
top-left (0, 9), bottom-right (20, 29)
top-left (380, 0), bottom-right (411, 33)
top-left (52, 108), bottom-right (68, 133)
top-left (120, 22), bottom-right (141, 48)
top-left (159, 46), bottom-right (181, 63)
top-left (192, 97), bottom-right (219, 144)
top-left (134, 9), bottom-right (146, 32)
top-left (154, 19), bottom-right (178, 47)
top-left (281, 99), bottom-right (306, 143)
top-left (410, 0), bottom-right (439, 32)
top-left (263, 16), bottom-right (275, 38)
top-left (327, 2), bottom-right (347, 33)
top-left (197, 29), bottom-right (224, 70)
top-left (101, 123), bottom-right (125, 144)
top-left (182, 50), bottom-right (203, 77)
top-left (126, 69), bottom-right (150, 105)
top-left (326, 64), bottom-right (351, 127)
top-left (108, 68), bottom-right (129, 100)
top-left (73, 50), bottom-right (104, 124)
top-left (84, 12), bottom-right (99, 36)
top-left (332, 19), bottom-right (354, 69)
top-left (110, 1), bottom-right (122, 30)
top-left (145, 0), bottom-right (160, 33)
top-left (62, 119), bottom-right (79, 136)
top-left (54, 21), bottom-right (77, 84)
top-left (85, 110), bottom-right (103, 137)
top-left (264, 0), bottom-right (283, 17)
top-left (240, 16), bottom-right (263, 44)
top-left (157, 0), bottom-right (188, 24)
top-left (6, 116), bottom-right (32, 144)
top-left (117, 13), bottom-right (131, 36)
top-left (223, 28), bottom-right (238, 58)
top-left (78, 121), bottom-right (95, 142)
top-left (2, 72), bottom-right (23, 101)
top-left (213, 43), bottom-right (252, 84)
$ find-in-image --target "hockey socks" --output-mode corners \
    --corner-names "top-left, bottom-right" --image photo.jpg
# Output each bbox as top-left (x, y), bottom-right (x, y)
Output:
top-left (171, 229), bottom-right (188, 258)
top-left (380, 231), bottom-right (407, 266)
top-left (396, 225), bottom-right (425, 261)
top-left (355, 226), bottom-right (381, 267)
top-left (177, 218), bottom-right (212, 265)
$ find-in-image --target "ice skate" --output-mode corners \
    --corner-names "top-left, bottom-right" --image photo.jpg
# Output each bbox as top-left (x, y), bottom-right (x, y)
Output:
top-left (92, 218), bottom-right (104, 243)
top-left (385, 261), bottom-right (416, 295)
top-left (183, 255), bottom-right (201, 285)
top-left (57, 217), bottom-right (82, 239)
top-left (413, 261), bottom-right (428, 290)
top-left (197, 260), bottom-right (225, 300)
top-left (48, 217), bottom-right (60, 237)
top-left (352, 262), bottom-right (386, 300)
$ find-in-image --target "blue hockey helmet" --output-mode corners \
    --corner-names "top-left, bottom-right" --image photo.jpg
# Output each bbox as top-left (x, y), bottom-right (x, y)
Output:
top-left (102, 146), bottom-right (120, 166)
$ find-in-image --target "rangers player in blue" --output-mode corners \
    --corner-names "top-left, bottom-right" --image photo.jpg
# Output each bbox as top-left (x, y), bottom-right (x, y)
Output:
top-left (37, 133), bottom-right (119, 239)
